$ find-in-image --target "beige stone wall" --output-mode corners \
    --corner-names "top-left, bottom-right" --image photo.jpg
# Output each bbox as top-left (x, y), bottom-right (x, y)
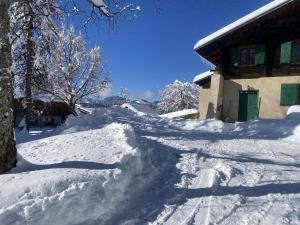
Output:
top-left (222, 76), bottom-right (300, 121)
top-left (210, 73), bottom-right (224, 119)
top-left (198, 72), bottom-right (224, 120)
top-left (199, 88), bottom-right (210, 119)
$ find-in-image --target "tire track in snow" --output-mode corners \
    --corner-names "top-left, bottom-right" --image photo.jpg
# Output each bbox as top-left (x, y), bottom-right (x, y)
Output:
top-left (178, 158), bottom-right (235, 225)
top-left (181, 168), bottom-right (217, 225)
top-left (144, 137), bottom-right (216, 225)
top-left (184, 156), bottom-right (248, 225)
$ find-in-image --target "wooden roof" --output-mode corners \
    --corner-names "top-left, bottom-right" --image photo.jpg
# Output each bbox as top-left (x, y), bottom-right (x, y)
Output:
top-left (195, 0), bottom-right (300, 66)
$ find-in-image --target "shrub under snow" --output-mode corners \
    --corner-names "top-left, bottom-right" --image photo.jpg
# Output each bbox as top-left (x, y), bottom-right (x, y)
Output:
top-left (158, 80), bottom-right (200, 114)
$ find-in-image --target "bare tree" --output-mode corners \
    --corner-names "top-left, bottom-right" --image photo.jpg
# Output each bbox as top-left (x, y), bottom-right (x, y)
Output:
top-left (0, 0), bottom-right (17, 173)
top-left (35, 27), bottom-right (110, 114)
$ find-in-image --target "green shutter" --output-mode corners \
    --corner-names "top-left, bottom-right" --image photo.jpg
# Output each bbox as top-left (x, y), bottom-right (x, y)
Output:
top-left (230, 47), bottom-right (238, 67)
top-left (280, 41), bottom-right (292, 64)
top-left (280, 83), bottom-right (298, 106)
top-left (255, 44), bottom-right (265, 65)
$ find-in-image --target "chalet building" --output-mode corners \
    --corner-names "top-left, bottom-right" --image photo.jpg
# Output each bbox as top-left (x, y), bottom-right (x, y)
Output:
top-left (14, 95), bottom-right (71, 128)
top-left (193, 0), bottom-right (300, 122)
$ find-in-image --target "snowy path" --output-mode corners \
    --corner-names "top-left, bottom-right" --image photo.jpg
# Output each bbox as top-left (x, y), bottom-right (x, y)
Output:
top-left (150, 137), bottom-right (300, 225)
top-left (112, 113), bottom-right (300, 225)
top-left (2, 108), bottom-right (300, 225)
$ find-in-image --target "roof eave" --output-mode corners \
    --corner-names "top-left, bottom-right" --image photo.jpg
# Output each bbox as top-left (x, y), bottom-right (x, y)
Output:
top-left (193, 0), bottom-right (294, 53)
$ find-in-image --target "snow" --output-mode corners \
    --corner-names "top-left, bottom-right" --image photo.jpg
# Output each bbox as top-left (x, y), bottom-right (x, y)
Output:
top-left (13, 94), bottom-right (64, 103)
top-left (34, 94), bottom-right (64, 103)
top-left (75, 104), bottom-right (94, 114)
top-left (171, 118), bottom-right (233, 132)
top-left (194, 0), bottom-right (294, 50)
top-left (2, 106), bottom-right (300, 225)
top-left (160, 109), bottom-right (198, 119)
top-left (88, 0), bottom-right (110, 16)
top-left (2, 122), bottom-right (143, 225)
top-left (121, 102), bottom-right (158, 116)
top-left (287, 105), bottom-right (300, 115)
top-left (193, 71), bottom-right (214, 83)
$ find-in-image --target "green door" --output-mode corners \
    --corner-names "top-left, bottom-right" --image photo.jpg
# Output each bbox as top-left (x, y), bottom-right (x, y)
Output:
top-left (238, 90), bottom-right (259, 121)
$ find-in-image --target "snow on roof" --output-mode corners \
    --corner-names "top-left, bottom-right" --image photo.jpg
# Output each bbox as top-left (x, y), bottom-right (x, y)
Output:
top-left (160, 109), bottom-right (198, 119)
top-left (76, 104), bottom-right (94, 114)
top-left (15, 94), bottom-right (64, 103)
top-left (193, 71), bottom-right (214, 83)
top-left (34, 94), bottom-right (64, 103)
top-left (194, 0), bottom-right (294, 51)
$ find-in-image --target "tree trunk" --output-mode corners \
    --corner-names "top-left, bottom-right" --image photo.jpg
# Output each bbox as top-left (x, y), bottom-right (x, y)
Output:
top-left (70, 103), bottom-right (78, 116)
top-left (0, 0), bottom-right (17, 173)
top-left (25, 1), bottom-right (34, 132)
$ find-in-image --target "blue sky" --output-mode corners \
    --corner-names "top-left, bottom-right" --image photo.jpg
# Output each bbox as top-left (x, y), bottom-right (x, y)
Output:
top-left (79, 0), bottom-right (271, 100)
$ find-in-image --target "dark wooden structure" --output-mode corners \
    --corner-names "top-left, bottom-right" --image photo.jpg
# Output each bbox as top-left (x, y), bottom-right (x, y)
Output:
top-left (14, 98), bottom-right (71, 127)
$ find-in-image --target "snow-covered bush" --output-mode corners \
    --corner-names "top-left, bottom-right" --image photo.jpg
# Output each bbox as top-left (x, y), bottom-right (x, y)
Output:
top-left (158, 80), bottom-right (200, 114)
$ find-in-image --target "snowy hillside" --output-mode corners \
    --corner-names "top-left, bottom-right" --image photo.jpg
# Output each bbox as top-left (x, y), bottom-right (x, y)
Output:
top-left (1, 106), bottom-right (300, 225)
top-left (121, 102), bottom-right (158, 116)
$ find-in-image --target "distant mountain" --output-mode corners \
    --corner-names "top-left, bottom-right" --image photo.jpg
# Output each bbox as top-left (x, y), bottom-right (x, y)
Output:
top-left (102, 96), bottom-right (127, 106)
top-left (80, 96), bottom-right (159, 109)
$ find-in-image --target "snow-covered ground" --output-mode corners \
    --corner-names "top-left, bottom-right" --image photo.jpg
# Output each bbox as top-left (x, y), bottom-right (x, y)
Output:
top-left (1, 106), bottom-right (300, 225)
top-left (1, 121), bottom-right (145, 225)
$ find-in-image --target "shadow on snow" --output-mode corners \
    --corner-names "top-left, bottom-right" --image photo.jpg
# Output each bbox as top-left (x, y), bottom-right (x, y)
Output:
top-left (9, 155), bottom-right (119, 174)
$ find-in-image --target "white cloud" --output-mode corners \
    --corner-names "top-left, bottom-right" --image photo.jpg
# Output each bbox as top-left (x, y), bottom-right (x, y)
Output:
top-left (99, 84), bottom-right (112, 98)
top-left (141, 90), bottom-right (155, 101)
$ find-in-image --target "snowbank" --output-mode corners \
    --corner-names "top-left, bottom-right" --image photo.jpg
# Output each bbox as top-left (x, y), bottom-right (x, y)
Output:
top-left (1, 123), bottom-right (142, 225)
top-left (287, 105), bottom-right (300, 116)
top-left (160, 109), bottom-right (198, 119)
top-left (234, 108), bottom-right (300, 140)
top-left (286, 106), bottom-right (300, 138)
top-left (58, 107), bottom-right (137, 134)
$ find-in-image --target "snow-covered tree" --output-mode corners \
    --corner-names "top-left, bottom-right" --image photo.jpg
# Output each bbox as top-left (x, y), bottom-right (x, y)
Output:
top-left (10, 0), bottom-right (61, 130)
top-left (158, 80), bottom-right (200, 114)
top-left (120, 87), bottom-right (130, 102)
top-left (0, 0), bottom-right (17, 173)
top-left (0, 0), bottom-right (139, 172)
top-left (35, 27), bottom-right (110, 114)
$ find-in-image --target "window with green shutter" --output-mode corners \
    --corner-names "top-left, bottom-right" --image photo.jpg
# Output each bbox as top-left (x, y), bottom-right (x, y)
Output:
top-left (280, 83), bottom-right (298, 106)
top-left (280, 41), bottom-right (292, 64)
top-left (238, 45), bottom-right (256, 66)
top-left (230, 44), bottom-right (266, 67)
top-left (255, 44), bottom-right (265, 65)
